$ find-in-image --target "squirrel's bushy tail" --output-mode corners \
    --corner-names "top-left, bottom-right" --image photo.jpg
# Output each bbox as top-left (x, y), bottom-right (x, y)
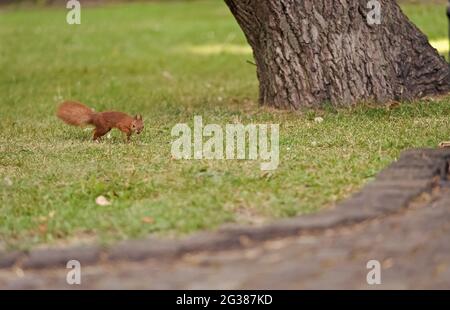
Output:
top-left (57, 101), bottom-right (94, 126)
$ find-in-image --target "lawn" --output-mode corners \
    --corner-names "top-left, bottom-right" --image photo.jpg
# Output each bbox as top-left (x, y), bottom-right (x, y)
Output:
top-left (1, 0), bottom-right (450, 249)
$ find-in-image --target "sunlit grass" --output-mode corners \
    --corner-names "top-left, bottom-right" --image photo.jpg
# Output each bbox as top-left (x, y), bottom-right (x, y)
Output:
top-left (184, 44), bottom-right (252, 55)
top-left (430, 38), bottom-right (449, 55)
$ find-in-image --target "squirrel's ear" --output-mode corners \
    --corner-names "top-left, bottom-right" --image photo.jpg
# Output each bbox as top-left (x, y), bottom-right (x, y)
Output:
top-left (135, 114), bottom-right (142, 120)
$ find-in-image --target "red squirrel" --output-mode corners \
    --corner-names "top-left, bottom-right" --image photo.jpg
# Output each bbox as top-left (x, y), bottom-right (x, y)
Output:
top-left (57, 101), bottom-right (144, 142)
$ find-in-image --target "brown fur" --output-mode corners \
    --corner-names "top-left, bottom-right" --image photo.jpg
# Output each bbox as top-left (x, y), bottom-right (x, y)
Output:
top-left (57, 101), bottom-right (94, 126)
top-left (56, 101), bottom-right (144, 142)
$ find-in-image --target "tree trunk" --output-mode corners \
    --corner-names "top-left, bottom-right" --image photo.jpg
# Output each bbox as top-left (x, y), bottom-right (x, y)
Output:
top-left (225, 0), bottom-right (450, 109)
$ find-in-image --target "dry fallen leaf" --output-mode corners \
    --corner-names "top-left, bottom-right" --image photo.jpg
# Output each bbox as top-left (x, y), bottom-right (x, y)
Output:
top-left (387, 101), bottom-right (401, 110)
top-left (96, 195), bottom-right (111, 206)
top-left (162, 70), bottom-right (174, 81)
top-left (260, 171), bottom-right (273, 180)
top-left (4, 177), bottom-right (13, 187)
top-left (142, 216), bottom-right (154, 224)
top-left (314, 117), bottom-right (324, 123)
top-left (38, 223), bottom-right (48, 234)
top-left (439, 142), bottom-right (450, 149)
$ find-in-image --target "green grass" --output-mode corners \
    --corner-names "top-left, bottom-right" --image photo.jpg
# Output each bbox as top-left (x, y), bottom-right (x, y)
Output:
top-left (401, 1), bottom-right (449, 58)
top-left (1, 1), bottom-right (450, 249)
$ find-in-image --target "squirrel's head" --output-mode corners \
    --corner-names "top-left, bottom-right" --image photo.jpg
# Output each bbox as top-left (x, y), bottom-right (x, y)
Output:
top-left (131, 114), bottom-right (144, 134)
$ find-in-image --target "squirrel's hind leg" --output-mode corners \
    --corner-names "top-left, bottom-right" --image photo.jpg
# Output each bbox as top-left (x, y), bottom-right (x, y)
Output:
top-left (93, 127), bottom-right (111, 142)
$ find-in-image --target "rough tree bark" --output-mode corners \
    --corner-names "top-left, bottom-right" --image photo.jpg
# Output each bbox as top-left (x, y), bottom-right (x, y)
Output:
top-left (225, 0), bottom-right (450, 109)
